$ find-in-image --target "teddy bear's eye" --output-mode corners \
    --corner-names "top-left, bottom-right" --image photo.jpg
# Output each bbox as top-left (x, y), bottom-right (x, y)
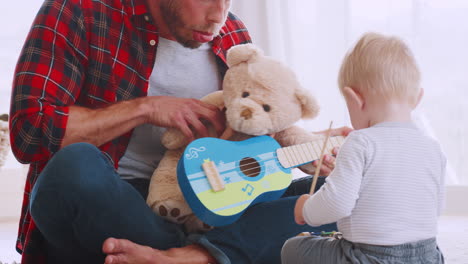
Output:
top-left (242, 92), bottom-right (250, 98)
top-left (263, 104), bottom-right (271, 112)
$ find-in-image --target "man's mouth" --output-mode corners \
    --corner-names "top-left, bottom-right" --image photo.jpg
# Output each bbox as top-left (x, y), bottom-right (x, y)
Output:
top-left (193, 30), bottom-right (215, 43)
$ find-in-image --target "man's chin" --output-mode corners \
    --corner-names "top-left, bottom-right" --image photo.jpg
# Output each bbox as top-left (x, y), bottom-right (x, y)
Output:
top-left (174, 30), bottom-right (219, 49)
top-left (180, 40), bottom-right (203, 49)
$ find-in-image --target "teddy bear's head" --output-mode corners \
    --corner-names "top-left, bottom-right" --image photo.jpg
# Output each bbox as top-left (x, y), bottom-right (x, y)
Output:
top-left (223, 44), bottom-right (319, 135)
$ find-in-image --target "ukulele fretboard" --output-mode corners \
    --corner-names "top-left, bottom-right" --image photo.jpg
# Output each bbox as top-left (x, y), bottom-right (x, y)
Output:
top-left (276, 136), bottom-right (345, 169)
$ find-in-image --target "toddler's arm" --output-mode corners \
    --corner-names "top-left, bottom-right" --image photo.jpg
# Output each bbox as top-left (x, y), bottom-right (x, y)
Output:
top-left (294, 194), bottom-right (310, 225)
top-left (301, 132), bottom-right (368, 226)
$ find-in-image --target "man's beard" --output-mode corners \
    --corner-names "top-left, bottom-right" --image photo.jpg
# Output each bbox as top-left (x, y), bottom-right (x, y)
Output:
top-left (159, 1), bottom-right (220, 49)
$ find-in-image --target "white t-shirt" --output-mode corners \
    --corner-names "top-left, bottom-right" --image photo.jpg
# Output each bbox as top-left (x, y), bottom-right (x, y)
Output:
top-left (118, 37), bottom-right (222, 179)
top-left (303, 121), bottom-right (446, 245)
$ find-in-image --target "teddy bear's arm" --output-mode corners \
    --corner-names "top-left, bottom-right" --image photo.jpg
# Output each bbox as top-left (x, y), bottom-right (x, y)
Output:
top-left (274, 125), bottom-right (324, 147)
top-left (199, 90), bottom-right (225, 109)
top-left (161, 91), bottom-right (225, 150)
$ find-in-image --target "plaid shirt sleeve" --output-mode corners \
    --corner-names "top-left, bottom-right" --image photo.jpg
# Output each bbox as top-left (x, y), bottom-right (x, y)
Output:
top-left (10, 0), bottom-right (88, 163)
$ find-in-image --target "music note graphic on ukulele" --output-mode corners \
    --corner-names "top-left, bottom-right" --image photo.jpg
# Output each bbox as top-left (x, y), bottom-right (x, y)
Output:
top-left (177, 135), bottom-right (344, 227)
top-left (241, 183), bottom-right (254, 196)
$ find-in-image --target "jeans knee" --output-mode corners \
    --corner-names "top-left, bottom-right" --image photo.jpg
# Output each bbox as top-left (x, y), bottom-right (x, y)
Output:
top-left (54, 143), bottom-right (103, 167)
top-left (40, 143), bottom-right (101, 184)
top-left (32, 142), bottom-right (114, 207)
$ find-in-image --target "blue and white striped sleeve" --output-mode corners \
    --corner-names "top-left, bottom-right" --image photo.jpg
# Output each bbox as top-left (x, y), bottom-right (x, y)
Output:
top-left (303, 132), bottom-right (368, 226)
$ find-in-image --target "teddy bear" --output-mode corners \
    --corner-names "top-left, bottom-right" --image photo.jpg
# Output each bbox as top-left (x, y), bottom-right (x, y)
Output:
top-left (0, 114), bottom-right (9, 170)
top-left (147, 44), bottom-right (325, 232)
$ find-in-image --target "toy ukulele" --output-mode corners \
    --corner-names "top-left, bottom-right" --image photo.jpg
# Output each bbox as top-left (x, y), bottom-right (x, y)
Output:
top-left (177, 135), bottom-right (345, 227)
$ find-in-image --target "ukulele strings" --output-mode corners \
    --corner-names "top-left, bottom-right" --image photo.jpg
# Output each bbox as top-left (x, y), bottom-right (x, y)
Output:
top-left (218, 139), bottom-right (339, 178)
top-left (218, 152), bottom-right (283, 178)
top-left (221, 152), bottom-right (280, 178)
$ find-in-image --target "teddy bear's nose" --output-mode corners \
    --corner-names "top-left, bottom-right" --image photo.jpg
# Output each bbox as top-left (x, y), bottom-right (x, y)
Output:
top-left (241, 108), bottom-right (253, 119)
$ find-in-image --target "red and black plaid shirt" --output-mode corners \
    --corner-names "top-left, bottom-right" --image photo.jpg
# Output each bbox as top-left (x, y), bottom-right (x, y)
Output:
top-left (9, 0), bottom-right (251, 262)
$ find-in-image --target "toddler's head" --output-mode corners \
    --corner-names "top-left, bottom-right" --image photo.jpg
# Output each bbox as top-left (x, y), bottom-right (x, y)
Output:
top-left (338, 32), bottom-right (422, 128)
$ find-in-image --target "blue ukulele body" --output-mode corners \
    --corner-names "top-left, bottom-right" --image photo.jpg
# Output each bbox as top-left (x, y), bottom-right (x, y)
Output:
top-left (177, 136), bottom-right (292, 227)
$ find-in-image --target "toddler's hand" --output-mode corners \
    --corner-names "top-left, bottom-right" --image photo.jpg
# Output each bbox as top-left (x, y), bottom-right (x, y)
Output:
top-left (312, 126), bottom-right (353, 176)
top-left (294, 194), bottom-right (310, 225)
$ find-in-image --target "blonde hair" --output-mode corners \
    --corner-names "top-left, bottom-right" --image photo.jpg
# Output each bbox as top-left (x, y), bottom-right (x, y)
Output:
top-left (338, 32), bottom-right (421, 106)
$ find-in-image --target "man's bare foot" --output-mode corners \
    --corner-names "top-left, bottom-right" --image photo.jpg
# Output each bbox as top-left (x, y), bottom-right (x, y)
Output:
top-left (102, 238), bottom-right (218, 264)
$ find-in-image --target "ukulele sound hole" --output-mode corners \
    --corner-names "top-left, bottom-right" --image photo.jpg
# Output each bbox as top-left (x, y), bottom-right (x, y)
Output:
top-left (239, 157), bottom-right (261, 178)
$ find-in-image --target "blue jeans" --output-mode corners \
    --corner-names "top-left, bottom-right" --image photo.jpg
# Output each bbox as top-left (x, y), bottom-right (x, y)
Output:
top-left (30, 143), bottom-right (336, 264)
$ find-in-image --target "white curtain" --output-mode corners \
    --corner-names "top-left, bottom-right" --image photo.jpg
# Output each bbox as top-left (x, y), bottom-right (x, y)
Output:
top-left (231, 0), bottom-right (468, 185)
top-left (0, 1), bottom-right (45, 114)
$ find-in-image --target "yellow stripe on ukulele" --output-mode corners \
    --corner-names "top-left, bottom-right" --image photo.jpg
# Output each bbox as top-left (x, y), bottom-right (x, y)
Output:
top-left (196, 171), bottom-right (292, 216)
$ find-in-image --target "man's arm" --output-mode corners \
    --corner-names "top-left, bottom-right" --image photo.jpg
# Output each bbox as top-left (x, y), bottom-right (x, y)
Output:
top-left (62, 96), bottom-right (226, 148)
top-left (62, 100), bottom-right (146, 148)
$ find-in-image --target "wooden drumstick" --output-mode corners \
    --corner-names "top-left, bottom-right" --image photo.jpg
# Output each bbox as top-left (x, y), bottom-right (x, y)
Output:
top-left (310, 121), bottom-right (333, 195)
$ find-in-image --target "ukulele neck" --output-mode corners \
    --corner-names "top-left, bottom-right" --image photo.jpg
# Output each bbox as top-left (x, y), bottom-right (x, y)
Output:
top-left (276, 136), bottom-right (345, 169)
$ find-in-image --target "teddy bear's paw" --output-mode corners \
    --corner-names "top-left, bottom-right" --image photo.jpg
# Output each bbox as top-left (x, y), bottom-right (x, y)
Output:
top-left (151, 200), bottom-right (193, 224)
top-left (161, 128), bottom-right (188, 150)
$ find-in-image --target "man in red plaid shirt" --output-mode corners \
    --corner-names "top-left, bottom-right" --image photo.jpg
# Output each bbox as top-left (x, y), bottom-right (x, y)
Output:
top-left (10, 0), bottom-right (342, 263)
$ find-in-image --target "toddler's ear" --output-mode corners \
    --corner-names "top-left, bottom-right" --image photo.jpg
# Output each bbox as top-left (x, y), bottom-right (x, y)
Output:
top-left (414, 88), bottom-right (424, 108)
top-left (342, 86), bottom-right (364, 109)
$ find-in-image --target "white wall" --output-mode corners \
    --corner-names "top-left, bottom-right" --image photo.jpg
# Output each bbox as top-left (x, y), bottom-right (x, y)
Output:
top-left (0, 166), bottom-right (26, 220)
top-left (0, 1), bottom-right (44, 113)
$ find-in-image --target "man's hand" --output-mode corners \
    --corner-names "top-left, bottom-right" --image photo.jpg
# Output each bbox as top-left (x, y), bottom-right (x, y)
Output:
top-left (294, 194), bottom-right (310, 225)
top-left (311, 126), bottom-right (353, 176)
top-left (62, 96), bottom-right (226, 148)
top-left (145, 96), bottom-right (226, 143)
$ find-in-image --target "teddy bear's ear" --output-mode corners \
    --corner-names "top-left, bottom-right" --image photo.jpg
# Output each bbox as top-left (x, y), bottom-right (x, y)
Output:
top-left (226, 43), bottom-right (264, 68)
top-left (295, 88), bottom-right (320, 119)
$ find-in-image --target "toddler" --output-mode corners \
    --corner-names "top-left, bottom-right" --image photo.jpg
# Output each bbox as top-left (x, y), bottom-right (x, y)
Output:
top-left (281, 32), bottom-right (445, 264)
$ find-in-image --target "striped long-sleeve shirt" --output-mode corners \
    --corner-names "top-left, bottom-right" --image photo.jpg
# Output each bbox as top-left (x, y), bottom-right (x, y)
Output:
top-left (9, 0), bottom-right (251, 262)
top-left (304, 121), bottom-right (446, 245)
